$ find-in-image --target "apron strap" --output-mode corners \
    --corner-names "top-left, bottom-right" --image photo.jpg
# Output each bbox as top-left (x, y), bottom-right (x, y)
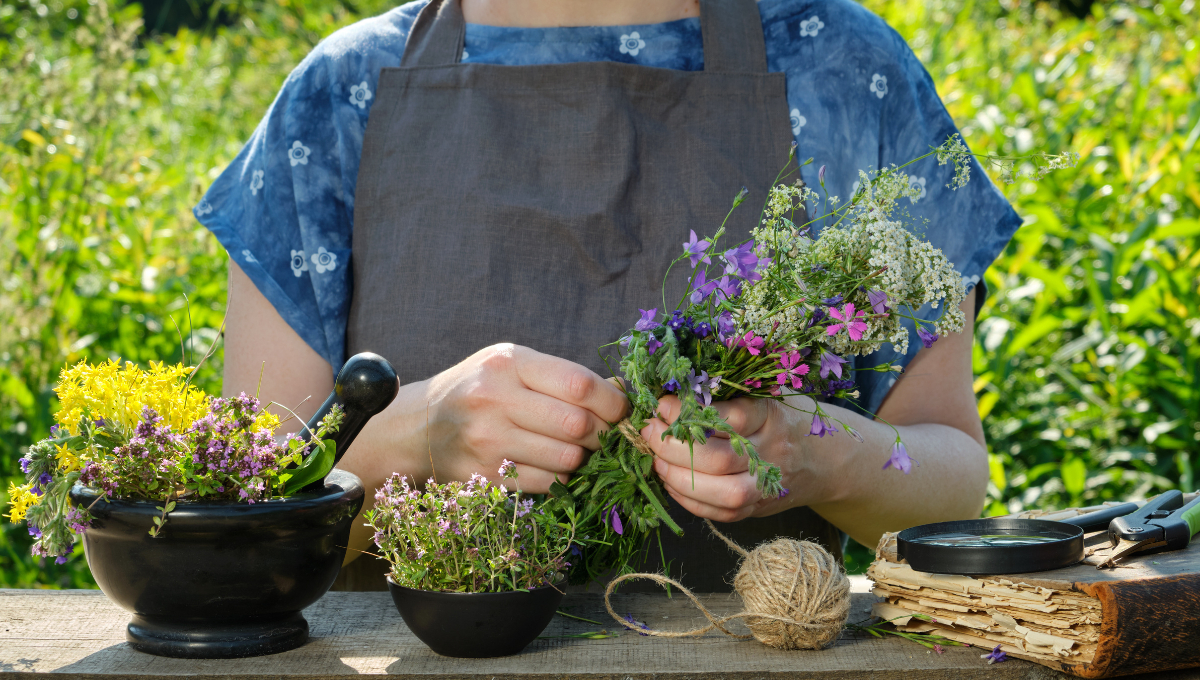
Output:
top-left (400, 0), bottom-right (769, 73)
top-left (700, 0), bottom-right (769, 74)
top-left (400, 0), bottom-right (466, 68)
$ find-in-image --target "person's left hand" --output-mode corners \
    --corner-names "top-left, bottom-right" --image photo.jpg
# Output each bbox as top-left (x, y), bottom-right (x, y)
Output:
top-left (642, 395), bottom-right (826, 522)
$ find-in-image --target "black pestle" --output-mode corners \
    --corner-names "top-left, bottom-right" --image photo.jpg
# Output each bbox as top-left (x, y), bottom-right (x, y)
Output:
top-left (298, 352), bottom-right (399, 492)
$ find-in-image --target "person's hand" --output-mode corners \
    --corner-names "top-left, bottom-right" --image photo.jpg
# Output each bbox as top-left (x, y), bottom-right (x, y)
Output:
top-left (643, 395), bottom-right (821, 522)
top-left (422, 343), bottom-right (628, 493)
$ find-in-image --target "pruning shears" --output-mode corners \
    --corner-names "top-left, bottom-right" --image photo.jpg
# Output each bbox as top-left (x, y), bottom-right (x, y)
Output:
top-left (1096, 490), bottom-right (1200, 569)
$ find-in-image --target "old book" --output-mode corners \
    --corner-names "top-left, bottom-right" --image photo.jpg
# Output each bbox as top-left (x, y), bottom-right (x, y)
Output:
top-left (868, 495), bottom-right (1200, 678)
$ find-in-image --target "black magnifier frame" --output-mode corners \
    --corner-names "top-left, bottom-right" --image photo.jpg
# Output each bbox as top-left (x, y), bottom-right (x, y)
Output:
top-left (896, 519), bottom-right (1084, 575)
top-left (894, 503), bottom-right (1139, 575)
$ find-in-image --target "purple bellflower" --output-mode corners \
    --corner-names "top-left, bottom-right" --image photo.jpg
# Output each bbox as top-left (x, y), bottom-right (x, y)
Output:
top-left (716, 311), bottom-right (737, 339)
top-left (867, 289), bottom-right (889, 314)
top-left (683, 230), bottom-right (711, 268)
top-left (690, 269), bottom-right (718, 304)
top-left (694, 321), bottom-right (712, 338)
top-left (608, 507), bottom-right (624, 535)
top-left (808, 413), bottom-right (839, 438)
top-left (635, 308), bottom-right (659, 331)
top-left (723, 242), bottom-right (761, 283)
top-left (819, 352), bottom-right (848, 379)
top-left (663, 378), bottom-right (681, 393)
top-left (917, 325), bottom-right (939, 349)
top-left (715, 275), bottom-right (742, 300)
top-left (882, 441), bottom-right (915, 474)
top-left (982, 645), bottom-right (1007, 664)
top-left (646, 336), bottom-right (663, 355)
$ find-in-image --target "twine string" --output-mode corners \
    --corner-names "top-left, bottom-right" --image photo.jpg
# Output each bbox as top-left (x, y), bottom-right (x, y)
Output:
top-left (602, 518), bottom-right (851, 649)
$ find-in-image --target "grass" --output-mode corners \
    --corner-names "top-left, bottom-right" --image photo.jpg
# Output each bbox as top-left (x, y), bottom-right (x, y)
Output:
top-left (1, 0), bottom-right (1196, 584)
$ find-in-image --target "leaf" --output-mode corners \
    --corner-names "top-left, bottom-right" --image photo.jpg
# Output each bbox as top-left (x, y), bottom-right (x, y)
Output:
top-left (164, 501), bottom-right (176, 512)
top-left (281, 439), bottom-right (337, 494)
top-left (549, 480), bottom-right (572, 500)
top-left (1006, 316), bottom-right (1062, 357)
top-left (21, 129), bottom-right (47, 146)
top-left (1061, 457), bottom-right (1088, 497)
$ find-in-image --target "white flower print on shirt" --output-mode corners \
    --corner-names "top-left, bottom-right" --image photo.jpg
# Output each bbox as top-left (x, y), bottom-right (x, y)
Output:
top-left (461, 49), bottom-right (469, 61)
top-left (196, 199), bottom-right (213, 216)
top-left (349, 81), bottom-right (372, 109)
top-left (799, 16), bottom-right (824, 37)
top-left (289, 140), bottom-right (311, 167)
top-left (249, 169), bottom-right (264, 196)
top-left (311, 247), bottom-right (337, 274)
top-left (290, 249), bottom-right (309, 277)
top-left (242, 250), bottom-right (258, 264)
top-left (619, 32), bottom-right (645, 57)
top-left (909, 176), bottom-right (927, 202)
top-left (870, 73), bottom-right (888, 99)
top-left (790, 108), bottom-right (807, 136)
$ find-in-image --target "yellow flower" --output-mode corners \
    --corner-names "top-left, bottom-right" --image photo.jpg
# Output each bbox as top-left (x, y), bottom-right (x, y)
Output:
top-left (54, 359), bottom-right (211, 437)
top-left (55, 443), bottom-right (81, 473)
top-left (5, 482), bottom-right (39, 523)
top-left (253, 409), bottom-right (281, 434)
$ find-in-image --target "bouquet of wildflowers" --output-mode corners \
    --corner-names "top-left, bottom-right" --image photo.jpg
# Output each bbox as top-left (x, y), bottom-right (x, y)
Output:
top-left (366, 462), bottom-right (576, 592)
top-left (7, 359), bottom-right (344, 563)
top-left (555, 138), bottom-right (994, 583)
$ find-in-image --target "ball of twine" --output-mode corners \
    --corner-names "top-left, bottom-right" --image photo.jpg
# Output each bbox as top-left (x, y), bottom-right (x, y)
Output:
top-left (603, 418), bottom-right (851, 650)
top-left (730, 533), bottom-right (851, 649)
top-left (604, 522), bottom-right (850, 650)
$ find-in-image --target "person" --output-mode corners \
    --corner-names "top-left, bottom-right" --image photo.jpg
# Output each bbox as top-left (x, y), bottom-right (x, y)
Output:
top-left (197, 0), bottom-right (1020, 590)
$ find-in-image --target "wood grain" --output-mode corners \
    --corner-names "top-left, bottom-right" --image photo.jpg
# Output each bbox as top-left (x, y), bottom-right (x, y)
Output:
top-left (2, 578), bottom-right (1197, 679)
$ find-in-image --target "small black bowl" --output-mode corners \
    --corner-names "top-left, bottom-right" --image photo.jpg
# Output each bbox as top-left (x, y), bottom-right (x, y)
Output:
top-left (387, 578), bottom-right (565, 657)
top-left (70, 469), bottom-right (364, 658)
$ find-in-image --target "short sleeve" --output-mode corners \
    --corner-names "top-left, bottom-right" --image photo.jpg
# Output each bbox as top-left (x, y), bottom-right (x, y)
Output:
top-left (845, 24), bottom-right (1021, 416)
top-left (770, 0), bottom-right (1022, 414)
top-left (193, 6), bottom-right (421, 374)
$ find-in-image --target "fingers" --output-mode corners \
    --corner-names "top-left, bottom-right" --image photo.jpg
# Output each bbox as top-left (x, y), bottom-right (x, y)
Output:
top-left (664, 484), bottom-right (757, 524)
top-left (653, 457), bottom-right (762, 514)
top-left (512, 347), bottom-right (629, 424)
top-left (509, 389), bottom-right (611, 451)
top-left (641, 417), bottom-right (748, 475)
top-left (655, 394), bottom-right (769, 438)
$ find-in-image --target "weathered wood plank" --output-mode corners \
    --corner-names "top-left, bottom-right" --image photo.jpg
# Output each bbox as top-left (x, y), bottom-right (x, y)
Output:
top-left (0, 578), bottom-right (1195, 679)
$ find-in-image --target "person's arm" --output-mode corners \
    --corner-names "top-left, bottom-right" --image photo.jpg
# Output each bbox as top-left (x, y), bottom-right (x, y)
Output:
top-left (645, 287), bottom-right (987, 548)
top-left (222, 261), bottom-right (629, 563)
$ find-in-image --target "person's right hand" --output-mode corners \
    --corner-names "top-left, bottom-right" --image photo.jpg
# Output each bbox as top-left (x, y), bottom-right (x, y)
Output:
top-left (421, 343), bottom-right (629, 493)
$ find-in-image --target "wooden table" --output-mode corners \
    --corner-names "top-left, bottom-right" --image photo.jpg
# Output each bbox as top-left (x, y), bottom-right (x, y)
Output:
top-left (1, 577), bottom-right (1197, 679)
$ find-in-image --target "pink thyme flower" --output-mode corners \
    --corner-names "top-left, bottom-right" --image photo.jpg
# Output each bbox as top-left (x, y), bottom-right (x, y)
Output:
top-left (826, 303), bottom-right (869, 341)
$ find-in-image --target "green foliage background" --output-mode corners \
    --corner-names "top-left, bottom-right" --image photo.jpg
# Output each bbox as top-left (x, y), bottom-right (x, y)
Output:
top-left (1, 0), bottom-right (1196, 586)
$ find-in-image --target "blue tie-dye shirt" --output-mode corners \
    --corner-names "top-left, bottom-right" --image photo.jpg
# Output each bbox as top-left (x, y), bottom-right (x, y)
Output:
top-left (195, 0), bottom-right (1022, 415)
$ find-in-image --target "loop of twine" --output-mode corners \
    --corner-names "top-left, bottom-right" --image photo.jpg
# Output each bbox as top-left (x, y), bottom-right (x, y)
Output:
top-left (603, 519), bottom-right (851, 650)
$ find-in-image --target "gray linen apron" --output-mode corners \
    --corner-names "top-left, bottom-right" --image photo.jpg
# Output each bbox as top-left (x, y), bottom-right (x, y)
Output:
top-left (335, 0), bottom-right (844, 593)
